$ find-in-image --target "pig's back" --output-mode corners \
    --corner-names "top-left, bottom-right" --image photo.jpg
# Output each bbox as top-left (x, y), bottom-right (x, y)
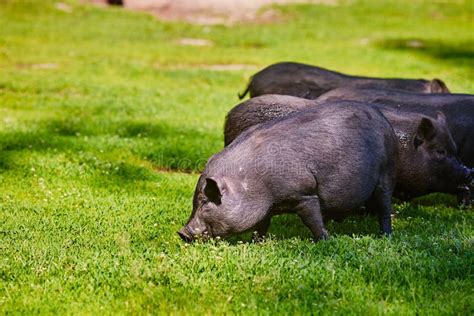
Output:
top-left (249, 62), bottom-right (347, 99)
top-left (349, 77), bottom-right (430, 93)
top-left (317, 88), bottom-right (473, 111)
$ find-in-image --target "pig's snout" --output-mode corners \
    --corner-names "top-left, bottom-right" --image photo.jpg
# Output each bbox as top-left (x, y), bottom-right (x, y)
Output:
top-left (453, 160), bottom-right (473, 185)
top-left (178, 224), bottom-right (210, 242)
top-left (467, 167), bottom-right (474, 189)
top-left (178, 226), bottom-right (194, 243)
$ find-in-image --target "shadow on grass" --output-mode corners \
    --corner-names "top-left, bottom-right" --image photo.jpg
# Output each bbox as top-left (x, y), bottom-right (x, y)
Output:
top-left (225, 212), bottom-right (381, 244)
top-left (409, 193), bottom-right (459, 207)
top-left (0, 118), bottom-right (220, 174)
top-left (398, 203), bottom-right (469, 221)
top-left (375, 38), bottom-right (474, 69)
top-left (0, 151), bottom-right (14, 171)
top-left (223, 199), bottom-right (471, 245)
top-left (0, 130), bottom-right (73, 152)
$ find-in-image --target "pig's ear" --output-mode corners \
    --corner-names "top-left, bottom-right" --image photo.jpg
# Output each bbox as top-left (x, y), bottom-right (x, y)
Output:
top-left (430, 78), bottom-right (450, 93)
top-left (414, 117), bottom-right (436, 148)
top-left (204, 177), bottom-right (224, 205)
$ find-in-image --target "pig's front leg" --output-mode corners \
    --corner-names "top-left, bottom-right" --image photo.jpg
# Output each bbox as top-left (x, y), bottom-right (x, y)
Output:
top-left (296, 195), bottom-right (328, 241)
top-left (251, 217), bottom-right (272, 243)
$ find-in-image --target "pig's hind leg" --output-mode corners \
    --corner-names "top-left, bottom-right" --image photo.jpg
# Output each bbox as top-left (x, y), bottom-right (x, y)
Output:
top-left (366, 173), bottom-right (394, 236)
top-left (296, 195), bottom-right (329, 241)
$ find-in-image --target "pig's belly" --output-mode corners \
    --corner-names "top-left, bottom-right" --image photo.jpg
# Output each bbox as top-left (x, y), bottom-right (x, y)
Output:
top-left (317, 171), bottom-right (379, 212)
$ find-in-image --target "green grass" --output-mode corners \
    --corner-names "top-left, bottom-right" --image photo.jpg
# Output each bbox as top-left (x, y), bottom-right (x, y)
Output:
top-left (1, 0), bottom-right (473, 314)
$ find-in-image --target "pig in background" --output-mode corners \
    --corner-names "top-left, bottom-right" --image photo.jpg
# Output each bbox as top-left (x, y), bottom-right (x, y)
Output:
top-left (317, 88), bottom-right (474, 168)
top-left (239, 62), bottom-right (450, 100)
top-left (179, 102), bottom-right (398, 242)
top-left (224, 95), bottom-right (472, 204)
top-left (225, 94), bottom-right (314, 146)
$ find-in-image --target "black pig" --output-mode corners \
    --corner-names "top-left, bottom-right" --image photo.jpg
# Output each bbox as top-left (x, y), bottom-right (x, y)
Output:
top-left (239, 62), bottom-right (450, 99)
top-left (317, 88), bottom-right (474, 168)
top-left (179, 102), bottom-right (398, 242)
top-left (225, 95), bottom-right (314, 146)
top-left (224, 95), bottom-right (472, 202)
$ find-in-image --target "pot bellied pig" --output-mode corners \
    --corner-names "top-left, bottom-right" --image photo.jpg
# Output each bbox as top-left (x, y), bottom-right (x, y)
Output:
top-left (317, 88), bottom-right (474, 168)
top-left (179, 102), bottom-right (398, 242)
top-left (224, 95), bottom-right (472, 202)
top-left (239, 62), bottom-right (450, 99)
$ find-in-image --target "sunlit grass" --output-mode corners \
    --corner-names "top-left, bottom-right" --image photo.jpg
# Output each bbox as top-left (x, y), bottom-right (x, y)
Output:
top-left (0, 0), bottom-right (473, 314)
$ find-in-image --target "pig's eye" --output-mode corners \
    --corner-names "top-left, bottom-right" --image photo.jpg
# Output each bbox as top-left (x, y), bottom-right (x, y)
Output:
top-left (436, 149), bottom-right (447, 155)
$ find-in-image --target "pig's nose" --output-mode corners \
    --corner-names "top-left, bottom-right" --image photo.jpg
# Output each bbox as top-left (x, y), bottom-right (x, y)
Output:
top-left (178, 227), bottom-right (193, 243)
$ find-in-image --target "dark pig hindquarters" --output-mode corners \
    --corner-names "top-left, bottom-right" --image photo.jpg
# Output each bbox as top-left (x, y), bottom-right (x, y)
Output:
top-left (224, 95), bottom-right (472, 203)
top-left (179, 102), bottom-right (398, 242)
top-left (317, 88), bottom-right (474, 168)
top-left (224, 94), bottom-right (314, 146)
top-left (239, 62), bottom-right (450, 100)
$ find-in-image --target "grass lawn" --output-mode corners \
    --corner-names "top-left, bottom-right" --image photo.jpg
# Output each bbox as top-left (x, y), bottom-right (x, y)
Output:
top-left (0, 0), bottom-right (473, 314)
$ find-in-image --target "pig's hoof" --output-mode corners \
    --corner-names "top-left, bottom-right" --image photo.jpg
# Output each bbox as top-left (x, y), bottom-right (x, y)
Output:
top-left (459, 198), bottom-right (472, 209)
top-left (251, 231), bottom-right (266, 243)
top-left (379, 231), bottom-right (393, 239)
top-left (312, 230), bottom-right (329, 242)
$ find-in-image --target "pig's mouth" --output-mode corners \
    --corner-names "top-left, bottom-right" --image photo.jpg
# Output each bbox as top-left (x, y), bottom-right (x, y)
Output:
top-left (459, 166), bottom-right (473, 185)
top-left (456, 167), bottom-right (474, 206)
top-left (178, 226), bottom-right (194, 243)
top-left (178, 225), bottom-right (212, 243)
